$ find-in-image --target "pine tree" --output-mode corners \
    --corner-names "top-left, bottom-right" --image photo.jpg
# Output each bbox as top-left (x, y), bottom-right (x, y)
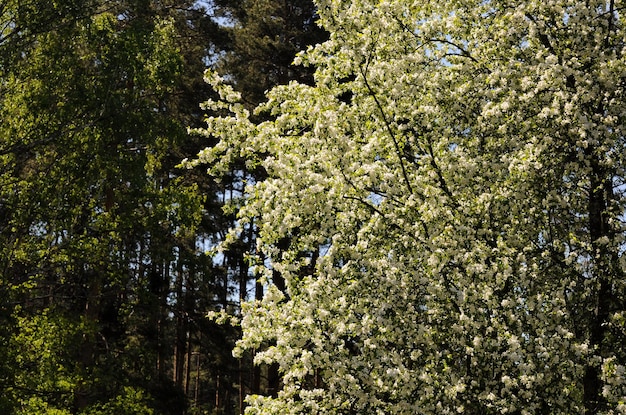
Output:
top-left (212, 0), bottom-right (328, 108)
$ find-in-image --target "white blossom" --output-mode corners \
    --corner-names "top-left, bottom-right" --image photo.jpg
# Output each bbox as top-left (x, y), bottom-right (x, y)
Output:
top-left (194, 0), bottom-right (626, 413)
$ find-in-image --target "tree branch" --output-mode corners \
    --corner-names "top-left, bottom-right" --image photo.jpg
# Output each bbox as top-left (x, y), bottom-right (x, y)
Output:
top-left (360, 66), bottom-right (415, 196)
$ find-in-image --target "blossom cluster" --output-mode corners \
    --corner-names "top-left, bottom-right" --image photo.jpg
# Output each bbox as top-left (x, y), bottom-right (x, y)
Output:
top-left (194, 0), bottom-right (626, 413)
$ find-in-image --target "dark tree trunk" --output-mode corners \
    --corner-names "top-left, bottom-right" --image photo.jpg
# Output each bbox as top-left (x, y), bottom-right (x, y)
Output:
top-left (583, 157), bottom-right (613, 414)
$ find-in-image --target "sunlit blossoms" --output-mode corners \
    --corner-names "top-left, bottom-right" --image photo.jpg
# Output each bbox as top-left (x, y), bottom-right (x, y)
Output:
top-left (192, 0), bottom-right (626, 413)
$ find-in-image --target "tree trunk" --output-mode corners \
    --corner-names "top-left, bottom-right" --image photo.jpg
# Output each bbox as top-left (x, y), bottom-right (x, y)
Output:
top-left (583, 158), bottom-right (612, 414)
top-left (174, 258), bottom-right (187, 389)
top-left (74, 269), bottom-right (102, 412)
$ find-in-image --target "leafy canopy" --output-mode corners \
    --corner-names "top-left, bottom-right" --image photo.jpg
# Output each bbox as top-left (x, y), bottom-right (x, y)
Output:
top-left (194, 0), bottom-right (626, 413)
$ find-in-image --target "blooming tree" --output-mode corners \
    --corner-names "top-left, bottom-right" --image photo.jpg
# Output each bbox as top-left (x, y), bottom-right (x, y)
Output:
top-left (191, 0), bottom-right (626, 413)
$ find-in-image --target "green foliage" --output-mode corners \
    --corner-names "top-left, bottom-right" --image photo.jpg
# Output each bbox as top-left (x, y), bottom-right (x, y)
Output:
top-left (15, 397), bottom-right (72, 415)
top-left (0, 0), bottom-right (223, 413)
top-left (1, 0), bottom-right (329, 412)
top-left (81, 387), bottom-right (154, 415)
top-left (10, 310), bottom-right (82, 407)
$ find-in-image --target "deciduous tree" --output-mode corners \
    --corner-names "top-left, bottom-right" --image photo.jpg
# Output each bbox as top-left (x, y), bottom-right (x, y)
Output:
top-left (194, 0), bottom-right (626, 413)
top-left (0, 1), bottom-right (226, 413)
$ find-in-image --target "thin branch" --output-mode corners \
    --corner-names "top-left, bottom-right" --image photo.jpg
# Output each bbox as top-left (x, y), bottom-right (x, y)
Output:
top-left (425, 38), bottom-right (480, 64)
top-left (360, 66), bottom-right (415, 196)
top-left (342, 195), bottom-right (388, 220)
top-left (525, 13), bottom-right (557, 57)
top-left (605, 0), bottom-right (616, 48)
top-left (425, 137), bottom-right (459, 209)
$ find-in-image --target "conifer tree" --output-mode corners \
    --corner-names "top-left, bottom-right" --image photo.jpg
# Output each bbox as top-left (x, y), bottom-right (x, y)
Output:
top-left (212, 0), bottom-right (328, 108)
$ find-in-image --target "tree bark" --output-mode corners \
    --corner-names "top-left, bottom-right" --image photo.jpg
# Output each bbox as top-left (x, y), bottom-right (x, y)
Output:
top-left (583, 157), bottom-right (612, 414)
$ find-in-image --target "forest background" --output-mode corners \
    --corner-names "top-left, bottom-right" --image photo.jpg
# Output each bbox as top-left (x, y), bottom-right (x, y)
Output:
top-left (0, 0), bottom-right (325, 414)
top-left (3, 0), bottom-right (626, 414)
